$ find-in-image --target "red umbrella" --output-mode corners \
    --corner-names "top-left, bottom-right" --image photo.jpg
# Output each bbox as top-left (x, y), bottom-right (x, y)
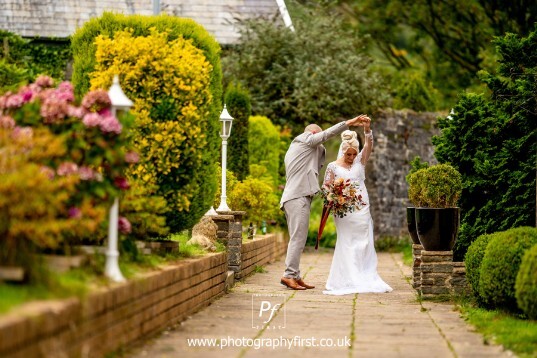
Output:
top-left (316, 204), bottom-right (332, 250)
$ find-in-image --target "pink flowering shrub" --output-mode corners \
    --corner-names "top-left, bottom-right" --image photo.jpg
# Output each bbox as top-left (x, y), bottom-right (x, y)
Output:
top-left (0, 76), bottom-right (136, 249)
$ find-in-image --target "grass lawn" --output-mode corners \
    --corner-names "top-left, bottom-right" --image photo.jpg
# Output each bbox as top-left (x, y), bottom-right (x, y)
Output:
top-left (458, 301), bottom-right (537, 357)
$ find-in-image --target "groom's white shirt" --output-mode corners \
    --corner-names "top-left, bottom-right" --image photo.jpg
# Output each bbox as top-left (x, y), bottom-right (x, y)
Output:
top-left (280, 121), bottom-right (349, 208)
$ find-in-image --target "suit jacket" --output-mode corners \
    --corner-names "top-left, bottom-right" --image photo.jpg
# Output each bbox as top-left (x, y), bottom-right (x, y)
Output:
top-left (280, 121), bottom-right (349, 208)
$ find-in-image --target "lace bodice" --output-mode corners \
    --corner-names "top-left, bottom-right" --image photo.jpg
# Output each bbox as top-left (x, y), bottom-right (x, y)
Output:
top-left (323, 152), bottom-right (366, 185)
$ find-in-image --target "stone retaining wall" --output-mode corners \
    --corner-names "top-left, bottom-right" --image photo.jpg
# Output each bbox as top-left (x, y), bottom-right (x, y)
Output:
top-left (0, 233), bottom-right (288, 358)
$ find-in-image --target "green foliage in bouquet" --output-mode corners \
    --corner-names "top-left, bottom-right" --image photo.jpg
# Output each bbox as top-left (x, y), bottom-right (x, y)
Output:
top-left (515, 244), bottom-right (537, 319)
top-left (479, 227), bottom-right (537, 310)
top-left (225, 83), bottom-right (251, 180)
top-left (432, 28), bottom-right (537, 261)
top-left (407, 164), bottom-right (462, 208)
top-left (72, 13), bottom-right (223, 233)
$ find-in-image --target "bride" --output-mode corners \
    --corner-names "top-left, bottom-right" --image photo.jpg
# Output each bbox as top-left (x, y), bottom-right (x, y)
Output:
top-left (322, 124), bottom-right (393, 295)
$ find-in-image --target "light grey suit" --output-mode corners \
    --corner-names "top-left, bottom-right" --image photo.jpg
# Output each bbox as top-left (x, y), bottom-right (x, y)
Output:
top-left (281, 121), bottom-right (349, 279)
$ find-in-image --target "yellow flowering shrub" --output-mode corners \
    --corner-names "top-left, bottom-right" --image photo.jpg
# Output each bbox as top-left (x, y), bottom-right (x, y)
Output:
top-left (89, 28), bottom-right (216, 232)
top-left (72, 13), bottom-right (223, 233)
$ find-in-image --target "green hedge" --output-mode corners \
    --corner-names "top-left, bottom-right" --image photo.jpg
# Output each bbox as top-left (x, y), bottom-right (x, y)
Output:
top-left (515, 244), bottom-right (537, 319)
top-left (465, 233), bottom-right (493, 300)
top-left (479, 227), bottom-right (537, 310)
top-left (225, 83), bottom-right (251, 180)
top-left (248, 115), bottom-right (280, 188)
top-left (71, 12), bottom-right (222, 232)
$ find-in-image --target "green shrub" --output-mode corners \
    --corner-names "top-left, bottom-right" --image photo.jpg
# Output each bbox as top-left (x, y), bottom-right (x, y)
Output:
top-left (72, 13), bottom-right (223, 232)
top-left (225, 83), bottom-right (251, 180)
top-left (229, 177), bottom-right (279, 225)
top-left (248, 115), bottom-right (280, 188)
top-left (407, 164), bottom-right (462, 207)
top-left (392, 70), bottom-right (440, 112)
top-left (515, 244), bottom-right (537, 319)
top-left (432, 29), bottom-right (537, 261)
top-left (479, 227), bottom-right (537, 310)
top-left (465, 233), bottom-right (493, 299)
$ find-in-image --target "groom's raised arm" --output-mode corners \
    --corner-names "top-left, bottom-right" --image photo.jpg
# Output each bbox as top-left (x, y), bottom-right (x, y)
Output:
top-left (304, 115), bottom-right (368, 147)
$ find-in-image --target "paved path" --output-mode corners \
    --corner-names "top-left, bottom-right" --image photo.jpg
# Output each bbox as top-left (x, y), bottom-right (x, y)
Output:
top-left (128, 248), bottom-right (511, 358)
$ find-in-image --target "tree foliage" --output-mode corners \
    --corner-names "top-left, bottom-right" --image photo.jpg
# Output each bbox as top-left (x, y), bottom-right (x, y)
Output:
top-left (432, 28), bottom-right (537, 260)
top-left (225, 83), bottom-right (251, 180)
top-left (222, 7), bottom-right (388, 133)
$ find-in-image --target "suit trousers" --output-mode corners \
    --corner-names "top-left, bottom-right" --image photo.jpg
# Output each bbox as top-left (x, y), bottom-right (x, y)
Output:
top-left (283, 196), bottom-right (312, 279)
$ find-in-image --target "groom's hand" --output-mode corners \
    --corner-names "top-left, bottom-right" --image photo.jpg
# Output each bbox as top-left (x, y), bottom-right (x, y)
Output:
top-left (346, 114), bottom-right (369, 127)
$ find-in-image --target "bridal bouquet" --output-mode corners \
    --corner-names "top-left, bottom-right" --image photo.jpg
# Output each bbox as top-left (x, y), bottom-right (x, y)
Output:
top-left (320, 178), bottom-right (366, 218)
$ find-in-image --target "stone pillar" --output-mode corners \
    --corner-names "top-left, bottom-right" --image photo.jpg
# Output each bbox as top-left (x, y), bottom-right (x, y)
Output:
top-left (451, 262), bottom-right (469, 295)
top-left (216, 210), bottom-right (245, 279)
top-left (412, 244), bottom-right (423, 289)
top-left (419, 250), bottom-right (453, 298)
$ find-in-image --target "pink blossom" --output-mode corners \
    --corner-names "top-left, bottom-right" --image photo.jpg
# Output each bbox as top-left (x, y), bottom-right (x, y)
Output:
top-left (0, 94), bottom-right (9, 109)
top-left (78, 166), bottom-right (96, 180)
top-left (118, 216), bottom-right (132, 234)
top-left (125, 151), bottom-right (140, 164)
top-left (40, 97), bottom-right (68, 123)
top-left (5, 94), bottom-right (24, 109)
top-left (11, 126), bottom-right (33, 141)
top-left (0, 115), bottom-right (15, 129)
top-left (40, 166), bottom-right (56, 180)
top-left (35, 75), bottom-right (54, 88)
top-left (114, 177), bottom-right (130, 190)
top-left (18, 87), bottom-right (35, 103)
top-left (81, 90), bottom-right (111, 112)
top-left (57, 81), bottom-right (74, 93)
top-left (98, 108), bottom-right (112, 117)
top-left (67, 105), bottom-right (86, 118)
top-left (82, 113), bottom-right (102, 128)
top-left (68, 207), bottom-right (82, 219)
top-left (99, 115), bottom-right (122, 134)
top-left (57, 162), bottom-right (78, 176)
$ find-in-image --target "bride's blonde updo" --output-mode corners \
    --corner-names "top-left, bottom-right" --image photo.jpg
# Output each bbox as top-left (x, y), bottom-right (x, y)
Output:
top-left (340, 130), bottom-right (359, 154)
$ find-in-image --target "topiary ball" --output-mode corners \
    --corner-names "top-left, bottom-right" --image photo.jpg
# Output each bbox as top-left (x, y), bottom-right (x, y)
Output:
top-left (515, 244), bottom-right (537, 319)
top-left (479, 227), bottom-right (537, 310)
top-left (465, 233), bottom-right (493, 299)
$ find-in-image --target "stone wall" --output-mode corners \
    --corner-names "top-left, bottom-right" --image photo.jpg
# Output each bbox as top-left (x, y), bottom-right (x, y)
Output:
top-left (366, 109), bottom-right (441, 239)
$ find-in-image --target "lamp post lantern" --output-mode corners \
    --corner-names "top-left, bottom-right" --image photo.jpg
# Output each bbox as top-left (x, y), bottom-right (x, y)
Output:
top-left (105, 75), bottom-right (133, 283)
top-left (216, 104), bottom-right (234, 212)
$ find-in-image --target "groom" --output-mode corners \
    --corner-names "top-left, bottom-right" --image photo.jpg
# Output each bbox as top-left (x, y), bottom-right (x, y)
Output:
top-left (280, 115), bottom-right (368, 290)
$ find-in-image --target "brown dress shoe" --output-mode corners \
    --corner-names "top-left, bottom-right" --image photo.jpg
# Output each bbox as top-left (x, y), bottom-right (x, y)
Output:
top-left (280, 277), bottom-right (306, 290)
top-left (296, 278), bottom-right (315, 289)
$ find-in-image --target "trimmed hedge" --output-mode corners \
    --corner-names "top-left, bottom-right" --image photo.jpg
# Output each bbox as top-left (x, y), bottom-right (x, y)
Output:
top-left (248, 115), bottom-right (280, 188)
top-left (407, 164), bottom-right (462, 208)
top-left (225, 83), bottom-right (251, 180)
top-left (515, 244), bottom-right (537, 319)
top-left (465, 233), bottom-right (493, 299)
top-left (479, 227), bottom-right (537, 310)
top-left (71, 13), bottom-right (222, 232)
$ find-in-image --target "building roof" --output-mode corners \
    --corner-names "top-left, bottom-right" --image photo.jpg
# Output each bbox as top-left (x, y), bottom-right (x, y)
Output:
top-left (0, 0), bottom-right (288, 45)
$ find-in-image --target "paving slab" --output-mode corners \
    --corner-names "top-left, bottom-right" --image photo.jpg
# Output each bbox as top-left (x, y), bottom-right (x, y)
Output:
top-left (127, 247), bottom-right (513, 358)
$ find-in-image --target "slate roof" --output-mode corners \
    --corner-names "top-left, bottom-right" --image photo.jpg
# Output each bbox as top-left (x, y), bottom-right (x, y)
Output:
top-left (0, 0), bottom-right (286, 45)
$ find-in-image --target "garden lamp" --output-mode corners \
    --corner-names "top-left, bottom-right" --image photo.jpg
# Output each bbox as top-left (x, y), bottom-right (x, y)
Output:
top-left (216, 104), bottom-right (234, 212)
top-left (105, 75), bottom-right (133, 283)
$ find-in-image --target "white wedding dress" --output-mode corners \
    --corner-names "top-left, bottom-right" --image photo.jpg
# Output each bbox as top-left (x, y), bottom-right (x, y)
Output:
top-left (322, 151), bottom-right (393, 295)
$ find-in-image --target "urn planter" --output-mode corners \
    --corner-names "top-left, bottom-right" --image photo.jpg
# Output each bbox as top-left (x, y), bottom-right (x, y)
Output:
top-left (415, 207), bottom-right (460, 251)
top-left (406, 207), bottom-right (420, 245)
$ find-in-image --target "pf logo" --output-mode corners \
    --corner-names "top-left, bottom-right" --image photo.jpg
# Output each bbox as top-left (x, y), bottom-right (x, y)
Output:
top-left (251, 294), bottom-right (286, 329)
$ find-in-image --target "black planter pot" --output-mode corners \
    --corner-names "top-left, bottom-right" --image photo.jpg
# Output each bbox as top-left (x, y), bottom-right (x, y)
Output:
top-left (406, 207), bottom-right (420, 245)
top-left (415, 207), bottom-right (460, 251)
